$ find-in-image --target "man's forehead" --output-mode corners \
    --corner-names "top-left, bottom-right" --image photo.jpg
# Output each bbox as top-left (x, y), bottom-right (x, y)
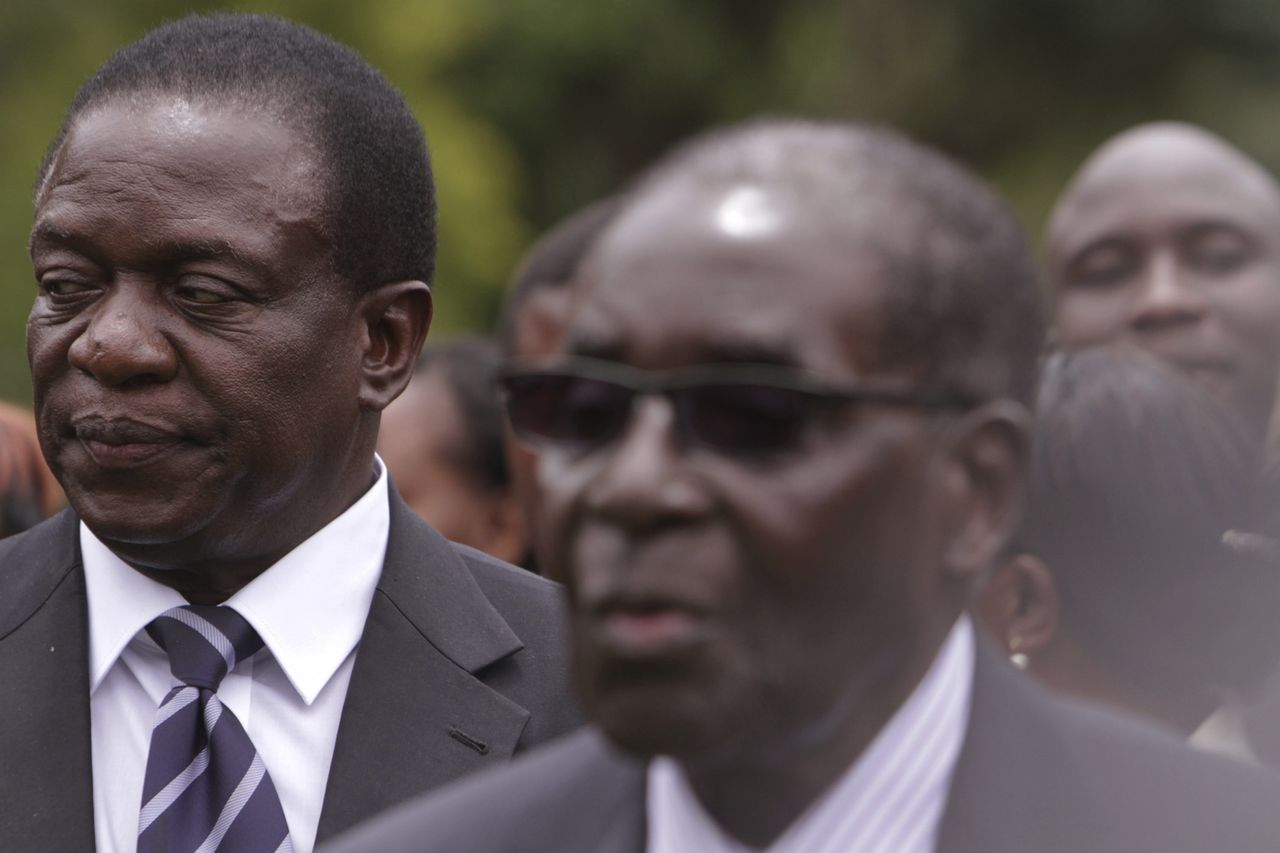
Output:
top-left (48, 97), bottom-right (322, 197)
top-left (566, 182), bottom-right (892, 373)
top-left (586, 178), bottom-right (890, 276)
top-left (35, 97), bottom-right (328, 246)
top-left (1049, 124), bottom-right (1280, 247)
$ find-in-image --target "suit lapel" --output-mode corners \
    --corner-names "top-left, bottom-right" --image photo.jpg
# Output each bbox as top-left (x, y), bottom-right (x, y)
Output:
top-left (0, 511), bottom-right (96, 853)
top-left (316, 490), bottom-right (532, 842)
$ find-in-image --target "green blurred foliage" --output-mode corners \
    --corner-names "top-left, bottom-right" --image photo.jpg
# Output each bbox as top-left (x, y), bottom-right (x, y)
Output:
top-left (4, 0), bottom-right (1280, 403)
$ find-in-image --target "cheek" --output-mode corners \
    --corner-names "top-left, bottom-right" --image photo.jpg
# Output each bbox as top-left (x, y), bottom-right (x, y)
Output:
top-left (722, 437), bottom-right (919, 574)
top-left (26, 314), bottom-right (78, 385)
top-left (1052, 290), bottom-right (1129, 345)
top-left (232, 316), bottom-right (360, 418)
top-left (533, 451), bottom-right (599, 580)
top-left (1217, 273), bottom-right (1280, 358)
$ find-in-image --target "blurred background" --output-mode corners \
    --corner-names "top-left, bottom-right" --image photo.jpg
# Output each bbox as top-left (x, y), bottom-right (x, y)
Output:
top-left (4, 0), bottom-right (1280, 403)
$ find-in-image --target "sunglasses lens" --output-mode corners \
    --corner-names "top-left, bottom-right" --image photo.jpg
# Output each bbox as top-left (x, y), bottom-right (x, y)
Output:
top-left (503, 373), bottom-right (633, 448)
top-left (681, 383), bottom-right (813, 455)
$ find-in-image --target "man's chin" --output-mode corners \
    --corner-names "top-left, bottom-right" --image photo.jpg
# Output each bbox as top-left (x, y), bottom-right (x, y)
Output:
top-left (71, 490), bottom-right (213, 551)
top-left (590, 687), bottom-right (743, 761)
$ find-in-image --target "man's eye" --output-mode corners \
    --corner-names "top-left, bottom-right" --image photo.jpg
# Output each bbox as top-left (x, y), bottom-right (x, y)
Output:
top-left (175, 275), bottom-right (236, 305)
top-left (179, 287), bottom-right (228, 304)
top-left (42, 279), bottom-right (93, 297)
top-left (1185, 231), bottom-right (1253, 275)
top-left (1068, 244), bottom-right (1138, 288)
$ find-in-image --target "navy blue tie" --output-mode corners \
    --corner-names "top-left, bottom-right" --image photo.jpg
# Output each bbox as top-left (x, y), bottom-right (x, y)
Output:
top-left (138, 605), bottom-right (293, 853)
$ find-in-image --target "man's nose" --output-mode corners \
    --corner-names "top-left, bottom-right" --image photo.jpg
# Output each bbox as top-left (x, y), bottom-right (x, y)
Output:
top-left (67, 280), bottom-right (178, 387)
top-left (582, 396), bottom-right (711, 532)
top-left (1130, 252), bottom-right (1209, 334)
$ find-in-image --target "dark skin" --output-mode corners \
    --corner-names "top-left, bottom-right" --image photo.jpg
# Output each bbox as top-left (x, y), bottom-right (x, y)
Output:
top-left (539, 178), bottom-right (1026, 846)
top-left (1048, 122), bottom-right (1280, 440)
top-left (378, 366), bottom-right (526, 563)
top-left (28, 97), bottom-right (431, 604)
top-left (503, 284), bottom-right (573, 575)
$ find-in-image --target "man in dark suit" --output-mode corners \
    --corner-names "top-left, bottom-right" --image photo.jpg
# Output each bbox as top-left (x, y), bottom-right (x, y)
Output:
top-left (1, 14), bottom-right (578, 853)
top-left (327, 120), bottom-right (1280, 853)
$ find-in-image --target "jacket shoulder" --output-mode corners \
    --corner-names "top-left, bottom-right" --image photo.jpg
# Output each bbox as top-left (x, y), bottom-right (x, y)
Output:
top-left (1054, 695), bottom-right (1280, 850)
top-left (449, 543), bottom-right (583, 747)
top-left (942, 646), bottom-right (1280, 853)
top-left (0, 510), bottom-right (80, 640)
top-left (452, 542), bottom-right (565, 613)
top-left (321, 729), bottom-right (644, 853)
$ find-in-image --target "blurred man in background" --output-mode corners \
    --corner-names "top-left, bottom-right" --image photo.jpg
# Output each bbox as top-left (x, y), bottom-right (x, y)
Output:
top-left (976, 347), bottom-right (1280, 749)
top-left (328, 119), bottom-right (1280, 853)
top-left (1046, 121), bottom-right (1280, 442)
top-left (379, 337), bottom-right (527, 564)
top-left (495, 198), bottom-right (618, 576)
top-left (1047, 121), bottom-right (1280, 766)
top-left (0, 401), bottom-right (61, 538)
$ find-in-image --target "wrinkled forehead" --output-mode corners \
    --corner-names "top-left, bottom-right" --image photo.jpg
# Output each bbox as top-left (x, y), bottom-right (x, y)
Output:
top-left (1048, 131), bottom-right (1280, 260)
top-left (566, 180), bottom-right (896, 377)
top-left (40, 95), bottom-right (325, 213)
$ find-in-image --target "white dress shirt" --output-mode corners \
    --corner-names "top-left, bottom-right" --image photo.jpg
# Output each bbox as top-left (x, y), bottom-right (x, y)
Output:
top-left (647, 615), bottom-right (975, 853)
top-left (85, 460), bottom-right (389, 853)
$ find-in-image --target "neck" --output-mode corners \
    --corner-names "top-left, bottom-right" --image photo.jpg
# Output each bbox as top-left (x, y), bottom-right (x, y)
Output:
top-left (113, 458), bottom-right (381, 605)
top-left (132, 558), bottom-right (289, 605)
top-left (681, 617), bottom-right (959, 847)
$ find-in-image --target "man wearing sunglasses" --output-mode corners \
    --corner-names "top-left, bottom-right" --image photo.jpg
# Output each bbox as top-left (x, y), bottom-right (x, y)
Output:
top-left (327, 121), bottom-right (1280, 852)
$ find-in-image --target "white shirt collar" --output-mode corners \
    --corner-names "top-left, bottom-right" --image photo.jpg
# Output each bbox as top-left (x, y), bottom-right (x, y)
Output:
top-left (83, 457), bottom-right (390, 706)
top-left (647, 615), bottom-right (976, 853)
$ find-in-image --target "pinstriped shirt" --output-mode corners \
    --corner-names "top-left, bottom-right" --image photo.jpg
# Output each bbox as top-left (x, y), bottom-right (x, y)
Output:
top-left (646, 615), bottom-right (975, 853)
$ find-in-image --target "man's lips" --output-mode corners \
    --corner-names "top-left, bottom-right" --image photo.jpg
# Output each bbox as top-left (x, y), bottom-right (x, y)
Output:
top-left (72, 416), bottom-right (187, 467)
top-left (589, 598), bottom-right (708, 657)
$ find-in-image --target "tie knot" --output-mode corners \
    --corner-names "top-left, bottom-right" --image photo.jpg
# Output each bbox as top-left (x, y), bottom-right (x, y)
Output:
top-left (146, 605), bottom-right (264, 691)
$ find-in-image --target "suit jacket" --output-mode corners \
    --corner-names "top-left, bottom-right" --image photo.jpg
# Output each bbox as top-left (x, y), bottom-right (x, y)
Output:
top-left (323, 640), bottom-right (1280, 853)
top-left (1238, 668), bottom-right (1280, 768)
top-left (0, 488), bottom-right (583, 852)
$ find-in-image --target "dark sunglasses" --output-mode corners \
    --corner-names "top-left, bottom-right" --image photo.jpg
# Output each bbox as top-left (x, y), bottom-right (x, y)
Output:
top-left (498, 356), bottom-right (974, 458)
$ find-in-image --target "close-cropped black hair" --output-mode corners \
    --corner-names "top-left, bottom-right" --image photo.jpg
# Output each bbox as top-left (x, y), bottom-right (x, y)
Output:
top-left (38, 12), bottom-right (435, 289)
top-left (604, 118), bottom-right (1045, 406)
top-left (495, 197), bottom-right (620, 357)
top-left (1018, 347), bottom-right (1280, 695)
top-left (415, 337), bottom-right (508, 492)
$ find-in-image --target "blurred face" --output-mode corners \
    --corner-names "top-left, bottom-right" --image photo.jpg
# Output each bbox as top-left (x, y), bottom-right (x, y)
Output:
top-left (539, 182), bottom-right (958, 761)
top-left (379, 366), bottom-right (497, 547)
top-left (1049, 127), bottom-right (1280, 437)
top-left (504, 285), bottom-right (573, 573)
top-left (28, 98), bottom-right (372, 572)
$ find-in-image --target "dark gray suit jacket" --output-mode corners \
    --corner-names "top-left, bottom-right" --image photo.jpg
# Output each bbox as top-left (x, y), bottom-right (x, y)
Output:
top-left (324, 640), bottom-right (1280, 853)
top-left (0, 489), bottom-right (582, 851)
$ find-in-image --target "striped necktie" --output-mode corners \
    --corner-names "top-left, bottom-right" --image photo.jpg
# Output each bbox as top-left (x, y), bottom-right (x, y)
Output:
top-left (138, 605), bottom-right (293, 853)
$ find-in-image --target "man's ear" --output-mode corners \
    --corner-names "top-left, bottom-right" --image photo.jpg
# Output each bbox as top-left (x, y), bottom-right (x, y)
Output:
top-left (356, 280), bottom-right (432, 411)
top-left (940, 400), bottom-right (1030, 582)
top-left (973, 553), bottom-right (1059, 659)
